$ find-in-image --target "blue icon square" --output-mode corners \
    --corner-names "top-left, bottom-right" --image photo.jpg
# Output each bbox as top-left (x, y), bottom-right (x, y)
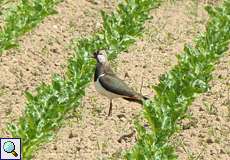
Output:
top-left (0, 138), bottom-right (22, 160)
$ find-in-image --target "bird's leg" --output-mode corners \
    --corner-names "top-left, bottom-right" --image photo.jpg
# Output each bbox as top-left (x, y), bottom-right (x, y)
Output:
top-left (108, 99), bottom-right (112, 116)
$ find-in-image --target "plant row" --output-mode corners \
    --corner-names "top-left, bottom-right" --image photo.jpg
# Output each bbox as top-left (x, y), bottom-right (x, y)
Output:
top-left (0, 0), bottom-right (61, 54)
top-left (125, 0), bottom-right (230, 159)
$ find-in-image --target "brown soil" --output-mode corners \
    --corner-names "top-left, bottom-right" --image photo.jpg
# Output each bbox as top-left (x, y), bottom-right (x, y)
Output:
top-left (0, 0), bottom-right (229, 160)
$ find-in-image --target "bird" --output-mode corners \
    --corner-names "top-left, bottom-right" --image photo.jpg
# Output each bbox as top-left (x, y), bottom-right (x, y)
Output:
top-left (92, 50), bottom-right (148, 116)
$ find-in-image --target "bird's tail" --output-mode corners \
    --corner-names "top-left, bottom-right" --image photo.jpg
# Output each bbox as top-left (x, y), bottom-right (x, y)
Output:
top-left (123, 95), bottom-right (149, 105)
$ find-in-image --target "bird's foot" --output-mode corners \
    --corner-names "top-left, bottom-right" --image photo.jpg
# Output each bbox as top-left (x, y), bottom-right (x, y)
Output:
top-left (105, 113), bottom-right (112, 120)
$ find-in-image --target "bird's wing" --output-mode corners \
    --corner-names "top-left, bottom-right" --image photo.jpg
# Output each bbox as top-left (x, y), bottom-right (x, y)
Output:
top-left (99, 74), bottom-right (140, 98)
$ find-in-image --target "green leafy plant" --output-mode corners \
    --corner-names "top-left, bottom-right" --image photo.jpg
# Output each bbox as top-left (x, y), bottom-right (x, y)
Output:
top-left (125, 1), bottom-right (230, 159)
top-left (0, 0), bottom-right (62, 54)
top-left (7, 0), bottom-right (162, 159)
top-left (0, 0), bottom-right (18, 15)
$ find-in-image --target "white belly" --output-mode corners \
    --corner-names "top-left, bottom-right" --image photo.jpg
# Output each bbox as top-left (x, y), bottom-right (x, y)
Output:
top-left (95, 78), bottom-right (122, 99)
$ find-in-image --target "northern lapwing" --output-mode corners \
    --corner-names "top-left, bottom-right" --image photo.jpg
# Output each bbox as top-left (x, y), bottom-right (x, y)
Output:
top-left (92, 51), bottom-right (148, 116)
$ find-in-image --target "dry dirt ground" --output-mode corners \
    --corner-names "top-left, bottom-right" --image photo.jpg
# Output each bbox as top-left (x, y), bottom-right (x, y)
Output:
top-left (0, 0), bottom-right (229, 160)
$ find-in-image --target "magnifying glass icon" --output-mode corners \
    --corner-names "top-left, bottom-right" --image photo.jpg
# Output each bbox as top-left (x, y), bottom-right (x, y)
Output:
top-left (3, 141), bottom-right (18, 157)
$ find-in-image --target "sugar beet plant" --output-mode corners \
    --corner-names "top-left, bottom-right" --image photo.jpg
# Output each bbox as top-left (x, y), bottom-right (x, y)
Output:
top-left (0, 0), bottom-right (18, 15)
top-left (0, 0), bottom-right (62, 54)
top-left (125, 1), bottom-right (230, 159)
top-left (7, 0), bottom-right (162, 159)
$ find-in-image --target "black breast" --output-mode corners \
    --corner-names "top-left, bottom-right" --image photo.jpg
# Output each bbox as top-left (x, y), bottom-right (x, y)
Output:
top-left (94, 63), bottom-right (103, 82)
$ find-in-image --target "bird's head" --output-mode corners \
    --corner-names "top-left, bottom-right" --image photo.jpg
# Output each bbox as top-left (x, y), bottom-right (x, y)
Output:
top-left (92, 50), bottom-right (108, 64)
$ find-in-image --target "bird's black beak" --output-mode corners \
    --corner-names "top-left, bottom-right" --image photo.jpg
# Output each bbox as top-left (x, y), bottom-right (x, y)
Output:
top-left (91, 51), bottom-right (99, 59)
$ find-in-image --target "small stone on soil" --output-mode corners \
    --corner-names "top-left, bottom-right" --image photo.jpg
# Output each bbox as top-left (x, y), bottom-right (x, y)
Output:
top-left (206, 138), bottom-right (214, 144)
